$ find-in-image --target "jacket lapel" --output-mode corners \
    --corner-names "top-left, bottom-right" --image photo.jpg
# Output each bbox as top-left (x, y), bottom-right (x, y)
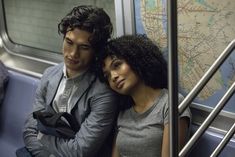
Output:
top-left (46, 65), bottom-right (63, 106)
top-left (69, 71), bottom-right (96, 111)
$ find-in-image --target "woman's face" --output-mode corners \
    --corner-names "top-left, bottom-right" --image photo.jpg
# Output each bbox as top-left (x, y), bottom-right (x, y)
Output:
top-left (102, 56), bottom-right (141, 95)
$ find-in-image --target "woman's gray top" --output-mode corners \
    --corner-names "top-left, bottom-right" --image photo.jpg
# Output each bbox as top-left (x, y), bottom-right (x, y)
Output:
top-left (116, 89), bottom-right (191, 157)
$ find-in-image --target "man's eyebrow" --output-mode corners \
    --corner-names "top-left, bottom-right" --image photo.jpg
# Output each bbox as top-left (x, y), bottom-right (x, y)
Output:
top-left (65, 37), bottom-right (73, 42)
top-left (78, 43), bottom-right (91, 47)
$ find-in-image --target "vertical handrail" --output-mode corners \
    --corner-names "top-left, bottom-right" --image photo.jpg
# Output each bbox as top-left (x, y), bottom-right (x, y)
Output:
top-left (210, 122), bottom-right (235, 157)
top-left (179, 81), bottom-right (235, 157)
top-left (167, 0), bottom-right (179, 156)
top-left (179, 39), bottom-right (235, 114)
top-left (166, 1), bottom-right (235, 156)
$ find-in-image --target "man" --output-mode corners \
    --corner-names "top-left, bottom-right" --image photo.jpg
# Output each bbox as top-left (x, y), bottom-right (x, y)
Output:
top-left (23, 5), bottom-right (118, 157)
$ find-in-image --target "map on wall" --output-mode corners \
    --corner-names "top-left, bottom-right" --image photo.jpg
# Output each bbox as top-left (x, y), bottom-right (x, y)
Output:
top-left (135, 0), bottom-right (235, 112)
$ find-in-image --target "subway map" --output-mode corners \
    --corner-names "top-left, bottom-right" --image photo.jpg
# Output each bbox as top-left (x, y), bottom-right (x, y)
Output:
top-left (135, 0), bottom-right (235, 111)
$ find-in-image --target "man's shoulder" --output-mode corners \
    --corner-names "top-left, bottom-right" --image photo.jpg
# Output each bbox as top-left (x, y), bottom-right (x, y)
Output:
top-left (91, 76), bottom-right (114, 94)
top-left (43, 63), bottom-right (63, 77)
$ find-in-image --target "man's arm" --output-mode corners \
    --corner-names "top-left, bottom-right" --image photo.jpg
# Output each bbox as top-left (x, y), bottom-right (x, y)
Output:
top-left (40, 90), bottom-right (118, 157)
top-left (23, 69), bottom-right (54, 157)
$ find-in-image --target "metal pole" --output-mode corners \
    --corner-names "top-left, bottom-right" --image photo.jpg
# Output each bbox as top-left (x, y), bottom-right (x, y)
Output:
top-left (179, 81), bottom-right (235, 157)
top-left (210, 123), bottom-right (235, 157)
top-left (167, 0), bottom-right (178, 157)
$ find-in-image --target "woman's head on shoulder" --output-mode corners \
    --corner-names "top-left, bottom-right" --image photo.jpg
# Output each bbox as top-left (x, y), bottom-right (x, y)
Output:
top-left (97, 34), bottom-right (168, 95)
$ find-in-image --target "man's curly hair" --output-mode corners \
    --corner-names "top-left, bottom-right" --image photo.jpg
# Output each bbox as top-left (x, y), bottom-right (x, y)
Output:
top-left (98, 34), bottom-right (168, 89)
top-left (58, 5), bottom-right (113, 51)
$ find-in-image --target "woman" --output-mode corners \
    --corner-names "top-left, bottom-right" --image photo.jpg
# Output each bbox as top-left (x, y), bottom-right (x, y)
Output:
top-left (98, 35), bottom-right (191, 157)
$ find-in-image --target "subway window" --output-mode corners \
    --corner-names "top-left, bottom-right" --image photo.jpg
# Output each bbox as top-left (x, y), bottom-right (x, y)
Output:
top-left (3, 0), bottom-right (116, 54)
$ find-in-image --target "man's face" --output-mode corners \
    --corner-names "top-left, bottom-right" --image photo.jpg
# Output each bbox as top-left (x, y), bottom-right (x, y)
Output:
top-left (63, 28), bottom-right (93, 78)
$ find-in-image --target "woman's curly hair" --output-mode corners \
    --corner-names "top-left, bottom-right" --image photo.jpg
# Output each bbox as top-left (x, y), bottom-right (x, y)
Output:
top-left (98, 34), bottom-right (168, 89)
top-left (58, 5), bottom-right (113, 51)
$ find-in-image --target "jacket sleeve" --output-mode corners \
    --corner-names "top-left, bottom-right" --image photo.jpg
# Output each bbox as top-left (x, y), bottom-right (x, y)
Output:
top-left (23, 68), bottom-right (54, 157)
top-left (39, 89), bottom-right (119, 157)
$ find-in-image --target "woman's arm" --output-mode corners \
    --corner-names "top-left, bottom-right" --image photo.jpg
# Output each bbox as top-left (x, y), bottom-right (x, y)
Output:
top-left (161, 123), bottom-right (170, 157)
top-left (161, 117), bottom-right (189, 157)
top-left (179, 117), bottom-right (190, 148)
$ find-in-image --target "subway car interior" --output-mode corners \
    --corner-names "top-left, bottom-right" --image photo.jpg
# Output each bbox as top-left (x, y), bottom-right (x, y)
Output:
top-left (0, 0), bottom-right (234, 157)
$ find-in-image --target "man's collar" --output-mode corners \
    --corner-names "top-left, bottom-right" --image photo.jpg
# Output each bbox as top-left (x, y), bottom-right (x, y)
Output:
top-left (63, 65), bottom-right (88, 80)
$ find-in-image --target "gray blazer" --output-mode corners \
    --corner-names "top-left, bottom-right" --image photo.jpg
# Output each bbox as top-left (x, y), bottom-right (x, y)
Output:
top-left (23, 63), bottom-right (119, 157)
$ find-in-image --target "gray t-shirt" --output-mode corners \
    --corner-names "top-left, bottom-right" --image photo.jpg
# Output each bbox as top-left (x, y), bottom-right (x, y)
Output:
top-left (116, 89), bottom-right (191, 157)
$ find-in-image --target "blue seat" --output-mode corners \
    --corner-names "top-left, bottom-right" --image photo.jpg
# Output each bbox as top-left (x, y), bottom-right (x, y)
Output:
top-left (0, 70), bottom-right (39, 157)
top-left (188, 125), bottom-right (235, 157)
top-left (1, 70), bottom-right (234, 157)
